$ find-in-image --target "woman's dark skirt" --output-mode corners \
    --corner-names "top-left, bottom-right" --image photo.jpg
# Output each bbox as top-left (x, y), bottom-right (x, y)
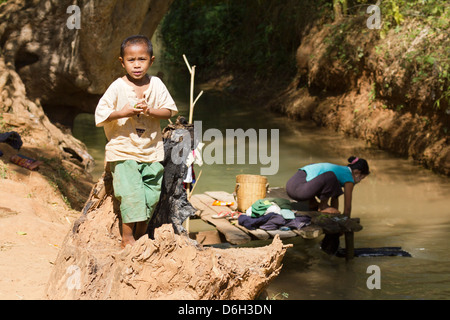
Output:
top-left (286, 170), bottom-right (343, 202)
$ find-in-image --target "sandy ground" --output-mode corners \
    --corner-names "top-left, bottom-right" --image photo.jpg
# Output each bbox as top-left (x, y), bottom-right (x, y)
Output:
top-left (0, 168), bottom-right (80, 300)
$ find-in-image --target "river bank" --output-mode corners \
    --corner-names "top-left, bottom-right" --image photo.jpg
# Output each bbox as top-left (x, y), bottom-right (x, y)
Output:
top-left (267, 76), bottom-right (449, 176)
top-left (267, 15), bottom-right (449, 176)
top-left (160, 1), bottom-right (449, 176)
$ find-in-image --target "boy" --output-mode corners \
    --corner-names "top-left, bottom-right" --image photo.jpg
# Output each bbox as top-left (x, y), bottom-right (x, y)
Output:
top-left (95, 35), bottom-right (178, 248)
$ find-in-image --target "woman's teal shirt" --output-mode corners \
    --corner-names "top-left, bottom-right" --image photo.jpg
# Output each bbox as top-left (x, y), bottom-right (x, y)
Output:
top-left (300, 163), bottom-right (355, 187)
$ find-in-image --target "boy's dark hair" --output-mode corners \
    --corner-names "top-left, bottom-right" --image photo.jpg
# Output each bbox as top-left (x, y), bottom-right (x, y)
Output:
top-left (120, 35), bottom-right (153, 58)
top-left (348, 156), bottom-right (370, 175)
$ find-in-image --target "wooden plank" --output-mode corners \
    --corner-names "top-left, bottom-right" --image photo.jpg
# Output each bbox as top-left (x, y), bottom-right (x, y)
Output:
top-left (266, 229), bottom-right (297, 239)
top-left (189, 196), bottom-right (206, 217)
top-left (292, 225), bottom-right (323, 239)
top-left (190, 195), bottom-right (251, 245)
top-left (233, 222), bottom-right (271, 241)
top-left (202, 193), bottom-right (295, 241)
top-left (204, 191), bottom-right (237, 211)
top-left (192, 194), bottom-right (231, 216)
top-left (191, 193), bottom-right (356, 242)
top-left (192, 230), bottom-right (223, 246)
top-left (204, 191), bottom-right (235, 201)
top-left (193, 191), bottom-right (270, 240)
top-left (266, 187), bottom-right (292, 200)
top-left (337, 247), bottom-right (412, 258)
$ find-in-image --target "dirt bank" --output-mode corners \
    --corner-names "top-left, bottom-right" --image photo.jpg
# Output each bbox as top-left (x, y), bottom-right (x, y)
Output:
top-left (0, 152), bottom-right (80, 299)
top-left (268, 16), bottom-right (449, 175)
top-left (0, 53), bottom-right (94, 299)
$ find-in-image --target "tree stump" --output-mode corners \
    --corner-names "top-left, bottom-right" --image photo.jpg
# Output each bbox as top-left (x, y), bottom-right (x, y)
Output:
top-left (46, 118), bottom-right (291, 299)
top-left (46, 173), bottom-right (290, 299)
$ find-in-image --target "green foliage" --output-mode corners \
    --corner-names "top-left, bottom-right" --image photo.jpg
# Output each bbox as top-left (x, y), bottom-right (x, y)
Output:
top-left (161, 0), bottom-right (449, 110)
top-left (160, 1), bottom-right (237, 72)
top-left (322, 19), bottom-right (367, 78)
top-left (399, 27), bottom-right (449, 109)
top-left (369, 83), bottom-right (377, 103)
top-left (160, 0), bottom-right (327, 82)
top-left (345, 0), bottom-right (449, 110)
top-left (0, 163), bottom-right (10, 179)
top-left (352, 0), bottom-right (449, 36)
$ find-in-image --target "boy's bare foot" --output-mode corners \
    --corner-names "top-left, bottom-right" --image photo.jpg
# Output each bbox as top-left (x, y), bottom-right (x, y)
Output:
top-left (121, 238), bottom-right (135, 249)
top-left (121, 222), bottom-right (138, 249)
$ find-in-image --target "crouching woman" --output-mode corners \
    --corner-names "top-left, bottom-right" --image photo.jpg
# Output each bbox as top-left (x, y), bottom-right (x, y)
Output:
top-left (286, 157), bottom-right (370, 217)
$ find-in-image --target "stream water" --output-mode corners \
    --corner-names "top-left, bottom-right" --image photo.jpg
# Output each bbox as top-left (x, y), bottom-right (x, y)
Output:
top-left (72, 45), bottom-right (450, 300)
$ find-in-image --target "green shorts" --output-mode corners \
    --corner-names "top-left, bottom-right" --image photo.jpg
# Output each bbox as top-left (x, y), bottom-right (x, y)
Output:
top-left (110, 160), bottom-right (164, 224)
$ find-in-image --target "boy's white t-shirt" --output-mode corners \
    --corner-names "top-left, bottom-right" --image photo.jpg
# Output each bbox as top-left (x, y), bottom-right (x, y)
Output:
top-left (95, 76), bottom-right (178, 163)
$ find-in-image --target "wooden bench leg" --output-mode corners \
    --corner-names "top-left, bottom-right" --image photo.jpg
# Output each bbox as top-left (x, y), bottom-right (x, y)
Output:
top-left (345, 232), bottom-right (354, 261)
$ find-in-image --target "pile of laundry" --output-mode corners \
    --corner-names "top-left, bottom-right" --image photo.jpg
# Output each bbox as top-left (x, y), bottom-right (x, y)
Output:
top-left (238, 198), bottom-right (311, 231)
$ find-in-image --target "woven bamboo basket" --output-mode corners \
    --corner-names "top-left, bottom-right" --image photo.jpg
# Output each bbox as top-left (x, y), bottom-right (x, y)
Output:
top-left (235, 175), bottom-right (269, 212)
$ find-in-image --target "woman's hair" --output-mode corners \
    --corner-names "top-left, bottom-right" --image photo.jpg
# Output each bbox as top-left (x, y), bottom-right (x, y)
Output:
top-left (348, 156), bottom-right (370, 175)
top-left (120, 35), bottom-right (153, 58)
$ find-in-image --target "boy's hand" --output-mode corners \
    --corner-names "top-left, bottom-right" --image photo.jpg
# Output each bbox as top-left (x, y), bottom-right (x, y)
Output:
top-left (122, 103), bottom-right (144, 117)
top-left (135, 101), bottom-right (149, 115)
top-left (105, 102), bottom-right (145, 122)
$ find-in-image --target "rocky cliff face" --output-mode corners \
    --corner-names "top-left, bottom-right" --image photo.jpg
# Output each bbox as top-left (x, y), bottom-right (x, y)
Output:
top-left (0, 0), bottom-right (174, 208)
top-left (0, 0), bottom-right (174, 125)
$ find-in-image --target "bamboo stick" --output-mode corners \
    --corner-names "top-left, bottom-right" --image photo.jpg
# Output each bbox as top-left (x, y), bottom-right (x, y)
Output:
top-left (182, 54), bottom-right (204, 124)
top-left (189, 66), bottom-right (196, 124)
top-left (188, 170), bottom-right (203, 201)
top-left (182, 54), bottom-right (205, 234)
